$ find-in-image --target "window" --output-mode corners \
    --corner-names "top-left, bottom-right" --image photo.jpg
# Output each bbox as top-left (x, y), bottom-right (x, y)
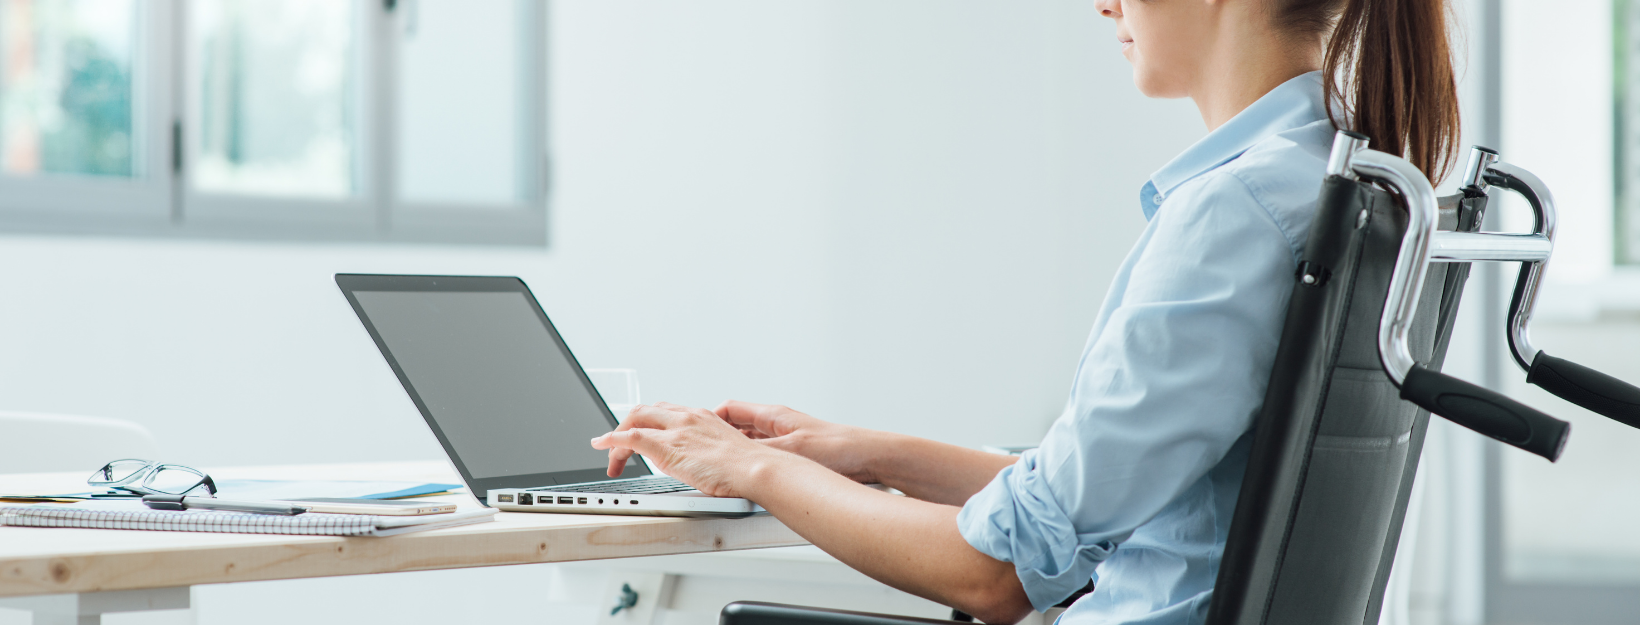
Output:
top-left (191, 0), bottom-right (358, 199)
top-left (0, 0), bottom-right (169, 226)
top-left (0, 0), bottom-right (547, 245)
top-left (2, 0), bottom-right (139, 179)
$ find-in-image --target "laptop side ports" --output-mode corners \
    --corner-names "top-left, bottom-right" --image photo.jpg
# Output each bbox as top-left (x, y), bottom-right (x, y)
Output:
top-left (557, 496), bottom-right (573, 504)
top-left (497, 494), bottom-right (514, 503)
top-left (517, 493), bottom-right (533, 505)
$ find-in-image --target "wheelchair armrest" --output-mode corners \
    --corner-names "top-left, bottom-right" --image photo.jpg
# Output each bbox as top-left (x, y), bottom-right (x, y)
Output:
top-left (720, 602), bottom-right (960, 625)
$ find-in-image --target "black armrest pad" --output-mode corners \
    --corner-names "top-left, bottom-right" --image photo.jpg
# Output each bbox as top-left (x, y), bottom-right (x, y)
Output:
top-left (720, 602), bottom-right (958, 625)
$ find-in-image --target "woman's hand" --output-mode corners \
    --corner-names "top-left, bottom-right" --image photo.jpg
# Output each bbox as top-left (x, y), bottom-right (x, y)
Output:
top-left (715, 400), bottom-right (883, 484)
top-left (590, 402), bottom-right (782, 498)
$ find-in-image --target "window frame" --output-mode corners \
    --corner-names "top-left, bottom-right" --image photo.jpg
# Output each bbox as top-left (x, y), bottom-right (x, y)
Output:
top-left (0, 0), bottom-right (550, 246)
top-left (1621, 0), bottom-right (1640, 267)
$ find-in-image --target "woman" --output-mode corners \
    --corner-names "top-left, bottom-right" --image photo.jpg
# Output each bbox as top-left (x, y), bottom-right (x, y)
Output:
top-left (591, 0), bottom-right (1459, 623)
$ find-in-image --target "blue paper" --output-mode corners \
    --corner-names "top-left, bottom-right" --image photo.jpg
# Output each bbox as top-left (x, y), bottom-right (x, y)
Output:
top-left (213, 480), bottom-right (462, 500)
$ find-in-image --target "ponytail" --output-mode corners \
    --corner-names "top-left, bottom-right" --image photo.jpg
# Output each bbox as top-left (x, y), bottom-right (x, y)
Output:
top-left (1281, 0), bottom-right (1461, 184)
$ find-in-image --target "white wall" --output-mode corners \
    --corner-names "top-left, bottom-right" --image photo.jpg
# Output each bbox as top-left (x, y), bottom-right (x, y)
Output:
top-left (0, 3), bottom-right (1204, 624)
top-left (0, 1), bottom-right (1201, 470)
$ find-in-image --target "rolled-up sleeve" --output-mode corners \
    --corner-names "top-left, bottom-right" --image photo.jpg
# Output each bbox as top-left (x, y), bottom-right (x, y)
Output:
top-left (957, 171), bottom-right (1301, 610)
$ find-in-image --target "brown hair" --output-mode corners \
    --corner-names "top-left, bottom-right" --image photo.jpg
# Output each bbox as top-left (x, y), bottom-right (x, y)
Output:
top-left (1278, 0), bottom-right (1461, 184)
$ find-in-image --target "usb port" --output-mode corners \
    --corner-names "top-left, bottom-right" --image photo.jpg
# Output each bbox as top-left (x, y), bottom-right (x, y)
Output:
top-left (577, 497), bottom-right (588, 504)
top-left (498, 494), bottom-right (514, 503)
top-left (558, 496), bottom-right (574, 504)
top-left (518, 493), bottom-right (533, 505)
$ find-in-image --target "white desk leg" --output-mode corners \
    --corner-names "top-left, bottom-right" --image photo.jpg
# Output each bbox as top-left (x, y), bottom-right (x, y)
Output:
top-left (0, 587), bottom-right (191, 625)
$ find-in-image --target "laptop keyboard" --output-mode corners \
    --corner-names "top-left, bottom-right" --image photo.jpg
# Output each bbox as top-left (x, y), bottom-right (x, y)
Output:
top-left (529, 476), bottom-right (695, 495)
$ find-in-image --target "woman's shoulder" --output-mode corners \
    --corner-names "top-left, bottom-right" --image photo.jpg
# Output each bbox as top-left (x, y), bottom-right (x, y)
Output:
top-left (1212, 119), bottom-right (1334, 212)
top-left (1179, 119), bottom-right (1336, 261)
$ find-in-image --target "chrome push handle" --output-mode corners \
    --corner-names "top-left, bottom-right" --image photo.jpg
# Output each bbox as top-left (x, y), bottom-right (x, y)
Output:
top-left (1429, 155), bottom-right (1552, 263)
top-left (1472, 162), bottom-right (1556, 371)
top-left (1463, 155), bottom-right (1640, 428)
top-left (1325, 132), bottom-right (1570, 461)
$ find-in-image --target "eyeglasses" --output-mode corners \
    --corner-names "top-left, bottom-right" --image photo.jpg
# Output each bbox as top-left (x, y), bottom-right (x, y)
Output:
top-left (87, 459), bottom-right (218, 497)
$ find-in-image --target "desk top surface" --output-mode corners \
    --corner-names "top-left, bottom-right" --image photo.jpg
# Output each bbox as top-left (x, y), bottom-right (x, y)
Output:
top-left (0, 461), bottom-right (805, 598)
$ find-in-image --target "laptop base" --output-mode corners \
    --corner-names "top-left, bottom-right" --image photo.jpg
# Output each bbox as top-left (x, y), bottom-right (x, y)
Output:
top-left (488, 487), bottom-right (762, 518)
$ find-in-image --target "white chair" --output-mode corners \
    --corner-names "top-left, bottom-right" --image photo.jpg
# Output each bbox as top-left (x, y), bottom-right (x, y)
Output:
top-left (0, 411), bottom-right (160, 474)
top-left (0, 412), bottom-right (176, 625)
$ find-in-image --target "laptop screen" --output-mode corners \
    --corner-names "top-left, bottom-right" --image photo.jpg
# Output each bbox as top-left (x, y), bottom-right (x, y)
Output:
top-left (338, 275), bottom-right (649, 493)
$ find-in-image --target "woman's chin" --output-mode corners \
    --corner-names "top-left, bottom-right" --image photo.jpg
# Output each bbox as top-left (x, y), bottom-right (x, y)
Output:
top-left (1130, 69), bottom-right (1187, 100)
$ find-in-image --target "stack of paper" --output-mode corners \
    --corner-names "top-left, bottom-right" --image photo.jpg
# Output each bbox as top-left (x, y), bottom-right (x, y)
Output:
top-left (0, 500), bottom-right (494, 537)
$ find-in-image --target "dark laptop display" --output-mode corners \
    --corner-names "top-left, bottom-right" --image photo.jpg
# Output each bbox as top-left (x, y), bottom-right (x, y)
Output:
top-left (335, 274), bottom-right (650, 498)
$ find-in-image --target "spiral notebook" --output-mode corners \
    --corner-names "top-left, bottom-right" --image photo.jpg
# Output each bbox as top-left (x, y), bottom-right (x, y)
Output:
top-left (0, 500), bottom-right (495, 537)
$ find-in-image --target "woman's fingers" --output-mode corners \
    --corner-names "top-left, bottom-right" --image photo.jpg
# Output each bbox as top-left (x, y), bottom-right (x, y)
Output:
top-left (715, 400), bottom-right (795, 437)
top-left (586, 399), bottom-right (784, 499)
top-left (593, 402), bottom-right (727, 476)
top-left (592, 428), bottom-right (663, 474)
top-left (752, 434), bottom-right (800, 453)
top-left (594, 404), bottom-right (678, 477)
top-left (714, 400), bottom-right (763, 426)
top-left (593, 428), bottom-right (655, 452)
top-left (594, 401), bottom-right (783, 478)
top-left (592, 431), bottom-right (639, 477)
top-left (624, 404), bottom-right (685, 428)
top-left (605, 448), bottom-right (634, 477)
top-left (654, 401), bottom-right (722, 423)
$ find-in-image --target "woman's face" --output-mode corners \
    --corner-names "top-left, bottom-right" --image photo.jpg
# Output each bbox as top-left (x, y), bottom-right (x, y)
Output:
top-left (1095, 0), bottom-right (1219, 99)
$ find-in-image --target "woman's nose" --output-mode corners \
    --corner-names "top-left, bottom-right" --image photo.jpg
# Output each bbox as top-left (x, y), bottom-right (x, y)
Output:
top-left (1094, 0), bottom-right (1121, 18)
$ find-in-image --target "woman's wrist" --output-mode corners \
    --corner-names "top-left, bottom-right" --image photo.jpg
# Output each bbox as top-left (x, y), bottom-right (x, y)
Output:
top-left (855, 429), bottom-right (911, 486)
top-left (844, 433), bottom-right (1018, 505)
top-left (735, 444), bottom-right (800, 501)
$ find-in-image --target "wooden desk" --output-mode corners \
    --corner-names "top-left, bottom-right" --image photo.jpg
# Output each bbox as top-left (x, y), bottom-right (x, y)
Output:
top-left (0, 461), bottom-right (806, 621)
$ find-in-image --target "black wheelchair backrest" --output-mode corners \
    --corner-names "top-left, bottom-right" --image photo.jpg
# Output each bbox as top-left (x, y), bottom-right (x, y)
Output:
top-left (1206, 133), bottom-right (1568, 625)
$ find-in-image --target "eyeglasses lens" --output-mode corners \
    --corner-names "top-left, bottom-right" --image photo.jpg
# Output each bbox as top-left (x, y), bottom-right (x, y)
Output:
top-left (144, 466), bottom-right (212, 495)
top-left (89, 459), bottom-right (153, 485)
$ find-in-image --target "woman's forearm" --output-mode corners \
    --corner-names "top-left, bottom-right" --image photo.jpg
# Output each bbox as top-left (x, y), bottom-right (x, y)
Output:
top-left (742, 451), bottom-right (1034, 625)
top-left (709, 401), bottom-right (1018, 505)
top-left (591, 403), bottom-right (1034, 624)
top-left (862, 432), bottom-right (1020, 506)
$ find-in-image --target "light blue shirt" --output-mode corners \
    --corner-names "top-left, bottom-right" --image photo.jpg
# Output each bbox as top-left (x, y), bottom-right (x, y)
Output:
top-left (957, 72), bottom-right (1335, 625)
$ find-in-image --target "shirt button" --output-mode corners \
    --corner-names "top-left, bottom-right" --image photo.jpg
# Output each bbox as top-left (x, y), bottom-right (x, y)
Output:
top-left (1153, 193), bottom-right (1166, 204)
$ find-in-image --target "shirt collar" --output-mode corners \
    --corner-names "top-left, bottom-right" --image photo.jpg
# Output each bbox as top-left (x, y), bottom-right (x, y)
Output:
top-left (1141, 71), bottom-right (1328, 220)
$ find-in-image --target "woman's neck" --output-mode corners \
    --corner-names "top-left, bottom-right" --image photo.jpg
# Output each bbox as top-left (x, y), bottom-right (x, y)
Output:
top-left (1191, 32), bottom-right (1323, 131)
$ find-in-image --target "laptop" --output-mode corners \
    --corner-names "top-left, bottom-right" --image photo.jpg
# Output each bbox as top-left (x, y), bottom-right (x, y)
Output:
top-left (335, 273), bottom-right (761, 518)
